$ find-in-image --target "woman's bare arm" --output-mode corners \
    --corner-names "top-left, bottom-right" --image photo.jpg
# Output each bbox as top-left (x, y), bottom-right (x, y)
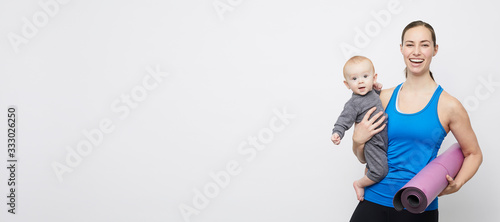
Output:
top-left (351, 88), bottom-right (393, 163)
top-left (352, 107), bottom-right (386, 163)
top-left (439, 95), bottom-right (483, 196)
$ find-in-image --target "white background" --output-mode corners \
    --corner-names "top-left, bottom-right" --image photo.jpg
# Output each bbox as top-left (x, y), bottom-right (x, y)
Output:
top-left (1, 0), bottom-right (499, 221)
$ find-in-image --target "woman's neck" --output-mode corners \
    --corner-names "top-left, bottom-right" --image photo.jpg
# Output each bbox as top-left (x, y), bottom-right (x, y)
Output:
top-left (402, 71), bottom-right (437, 92)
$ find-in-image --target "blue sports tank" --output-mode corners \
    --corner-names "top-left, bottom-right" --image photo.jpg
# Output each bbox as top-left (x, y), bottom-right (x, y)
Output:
top-left (364, 83), bottom-right (448, 211)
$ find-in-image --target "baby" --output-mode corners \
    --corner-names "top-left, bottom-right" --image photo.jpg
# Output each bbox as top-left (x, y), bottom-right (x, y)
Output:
top-left (331, 55), bottom-right (388, 201)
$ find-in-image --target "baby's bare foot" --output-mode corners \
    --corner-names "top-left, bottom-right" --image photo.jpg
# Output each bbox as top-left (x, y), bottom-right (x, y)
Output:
top-left (353, 180), bottom-right (365, 201)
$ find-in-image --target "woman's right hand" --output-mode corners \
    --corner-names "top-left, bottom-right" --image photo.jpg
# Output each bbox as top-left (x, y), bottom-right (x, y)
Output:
top-left (352, 107), bottom-right (386, 163)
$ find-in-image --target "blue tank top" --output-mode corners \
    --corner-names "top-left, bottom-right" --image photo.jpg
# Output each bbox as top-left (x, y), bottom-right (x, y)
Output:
top-left (364, 83), bottom-right (448, 211)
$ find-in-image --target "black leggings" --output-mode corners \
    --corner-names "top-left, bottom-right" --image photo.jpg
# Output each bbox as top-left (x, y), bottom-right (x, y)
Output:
top-left (350, 200), bottom-right (439, 222)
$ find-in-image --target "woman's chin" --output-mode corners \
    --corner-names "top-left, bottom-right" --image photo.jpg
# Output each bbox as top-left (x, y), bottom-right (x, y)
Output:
top-left (407, 68), bottom-right (429, 76)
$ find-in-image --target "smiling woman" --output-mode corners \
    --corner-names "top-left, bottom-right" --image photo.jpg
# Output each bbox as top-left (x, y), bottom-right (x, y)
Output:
top-left (349, 20), bottom-right (483, 222)
top-left (401, 21), bottom-right (438, 80)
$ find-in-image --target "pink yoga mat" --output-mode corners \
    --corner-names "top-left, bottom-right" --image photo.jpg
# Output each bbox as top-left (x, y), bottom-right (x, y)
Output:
top-left (393, 143), bottom-right (464, 214)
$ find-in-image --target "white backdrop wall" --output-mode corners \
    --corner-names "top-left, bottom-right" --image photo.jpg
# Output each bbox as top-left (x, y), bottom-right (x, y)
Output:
top-left (0, 0), bottom-right (499, 221)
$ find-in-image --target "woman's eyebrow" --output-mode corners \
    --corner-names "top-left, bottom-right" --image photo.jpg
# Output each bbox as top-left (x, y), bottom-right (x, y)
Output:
top-left (404, 40), bottom-right (431, 44)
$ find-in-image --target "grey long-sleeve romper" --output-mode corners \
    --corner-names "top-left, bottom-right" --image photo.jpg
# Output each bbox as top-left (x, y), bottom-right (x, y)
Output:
top-left (332, 89), bottom-right (388, 182)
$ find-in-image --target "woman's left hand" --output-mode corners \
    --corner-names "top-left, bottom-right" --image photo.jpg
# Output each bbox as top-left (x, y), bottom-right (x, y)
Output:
top-left (438, 175), bottom-right (463, 196)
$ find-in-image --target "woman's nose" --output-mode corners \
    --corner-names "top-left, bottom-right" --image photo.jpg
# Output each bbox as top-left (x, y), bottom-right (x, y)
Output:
top-left (413, 47), bottom-right (421, 55)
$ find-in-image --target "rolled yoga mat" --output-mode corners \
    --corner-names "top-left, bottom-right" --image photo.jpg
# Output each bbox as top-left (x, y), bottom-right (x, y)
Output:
top-left (393, 143), bottom-right (464, 214)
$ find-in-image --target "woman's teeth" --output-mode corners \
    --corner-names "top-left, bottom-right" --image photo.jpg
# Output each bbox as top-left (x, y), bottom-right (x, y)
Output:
top-left (410, 59), bottom-right (424, 63)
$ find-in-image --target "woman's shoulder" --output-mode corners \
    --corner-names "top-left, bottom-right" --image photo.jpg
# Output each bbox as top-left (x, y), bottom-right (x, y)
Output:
top-left (439, 89), bottom-right (464, 112)
top-left (380, 86), bottom-right (397, 108)
top-left (438, 88), bottom-right (470, 132)
top-left (381, 86), bottom-right (397, 97)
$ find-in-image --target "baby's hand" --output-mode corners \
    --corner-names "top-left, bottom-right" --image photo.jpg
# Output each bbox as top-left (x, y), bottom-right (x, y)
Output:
top-left (374, 82), bottom-right (383, 91)
top-left (331, 133), bottom-right (341, 145)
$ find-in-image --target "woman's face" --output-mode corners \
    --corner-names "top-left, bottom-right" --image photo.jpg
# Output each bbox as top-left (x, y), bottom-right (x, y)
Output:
top-left (400, 26), bottom-right (438, 77)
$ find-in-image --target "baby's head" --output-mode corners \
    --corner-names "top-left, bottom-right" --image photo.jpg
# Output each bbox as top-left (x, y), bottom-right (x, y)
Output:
top-left (343, 56), bottom-right (378, 95)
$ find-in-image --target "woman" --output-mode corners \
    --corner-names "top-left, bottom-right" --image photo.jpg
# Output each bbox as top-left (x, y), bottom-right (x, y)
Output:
top-left (348, 21), bottom-right (483, 222)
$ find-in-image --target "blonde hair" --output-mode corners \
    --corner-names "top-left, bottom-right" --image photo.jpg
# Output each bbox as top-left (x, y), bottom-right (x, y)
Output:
top-left (343, 55), bottom-right (375, 78)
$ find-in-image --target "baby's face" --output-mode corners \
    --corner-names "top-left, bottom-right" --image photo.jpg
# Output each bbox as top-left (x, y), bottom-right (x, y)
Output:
top-left (343, 60), bottom-right (376, 95)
